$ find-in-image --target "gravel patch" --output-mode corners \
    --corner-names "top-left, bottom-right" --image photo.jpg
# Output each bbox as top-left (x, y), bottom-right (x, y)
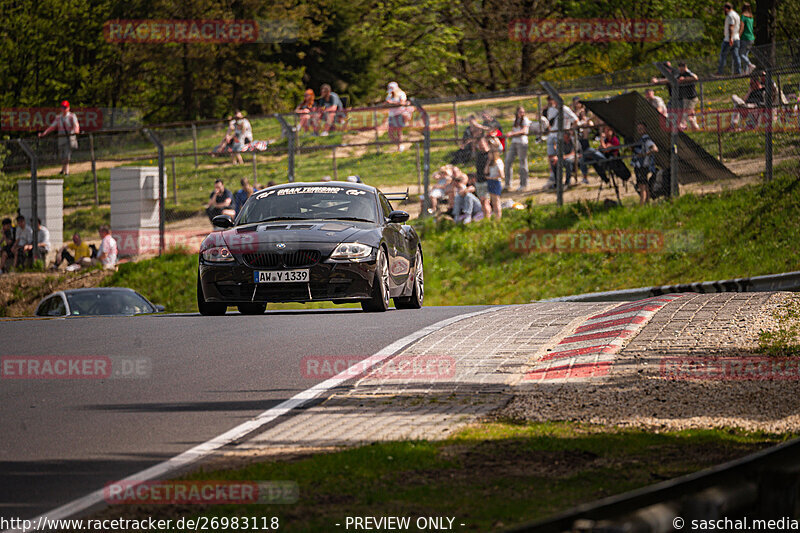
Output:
top-left (502, 292), bottom-right (800, 433)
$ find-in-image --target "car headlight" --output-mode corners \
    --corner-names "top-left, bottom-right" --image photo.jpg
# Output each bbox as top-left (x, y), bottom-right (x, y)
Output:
top-left (330, 242), bottom-right (373, 260)
top-left (201, 246), bottom-right (235, 263)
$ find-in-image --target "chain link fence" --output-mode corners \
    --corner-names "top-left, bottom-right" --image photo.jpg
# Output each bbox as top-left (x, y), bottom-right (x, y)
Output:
top-left (2, 40), bottom-right (797, 262)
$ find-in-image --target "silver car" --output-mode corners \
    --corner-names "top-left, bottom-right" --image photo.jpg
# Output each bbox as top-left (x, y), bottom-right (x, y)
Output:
top-left (35, 288), bottom-right (164, 317)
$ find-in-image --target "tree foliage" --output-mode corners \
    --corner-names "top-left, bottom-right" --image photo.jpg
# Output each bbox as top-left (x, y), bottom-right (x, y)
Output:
top-left (0, 0), bottom-right (796, 121)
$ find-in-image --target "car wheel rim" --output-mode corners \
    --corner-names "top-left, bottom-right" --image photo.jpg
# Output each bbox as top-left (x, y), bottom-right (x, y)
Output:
top-left (381, 253), bottom-right (390, 306)
top-left (415, 251), bottom-right (424, 303)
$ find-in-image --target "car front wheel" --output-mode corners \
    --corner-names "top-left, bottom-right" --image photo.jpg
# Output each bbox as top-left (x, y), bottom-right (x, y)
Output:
top-left (197, 275), bottom-right (227, 316)
top-left (361, 248), bottom-right (391, 312)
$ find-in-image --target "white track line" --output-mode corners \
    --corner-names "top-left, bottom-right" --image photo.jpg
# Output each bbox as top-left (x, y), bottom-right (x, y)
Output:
top-left (6, 307), bottom-right (499, 533)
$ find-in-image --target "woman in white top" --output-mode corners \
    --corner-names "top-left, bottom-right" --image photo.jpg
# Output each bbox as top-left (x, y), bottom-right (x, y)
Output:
top-left (386, 81), bottom-right (409, 150)
top-left (485, 144), bottom-right (504, 220)
top-left (504, 106), bottom-right (530, 190)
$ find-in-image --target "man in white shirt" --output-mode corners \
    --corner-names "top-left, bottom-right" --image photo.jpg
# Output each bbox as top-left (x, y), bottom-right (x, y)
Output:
top-left (716, 2), bottom-right (741, 75)
top-left (543, 96), bottom-right (579, 189)
top-left (35, 219), bottom-right (51, 257)
top-left (94, 225), bottom-right (118, 270)
top-left (38, 100), bottom-right (80, 176)
top-left (645, 89), bottom-right (668, 116)
top-left (11, 215), bottom-right (34, 268)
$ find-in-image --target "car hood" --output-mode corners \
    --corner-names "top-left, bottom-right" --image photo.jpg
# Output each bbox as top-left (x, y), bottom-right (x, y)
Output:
top-left (201, 220), bottom-right (380, 254)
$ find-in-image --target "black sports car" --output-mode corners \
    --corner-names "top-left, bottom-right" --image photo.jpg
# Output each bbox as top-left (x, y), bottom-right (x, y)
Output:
top-left (197, 182), bottom-right (423, 315)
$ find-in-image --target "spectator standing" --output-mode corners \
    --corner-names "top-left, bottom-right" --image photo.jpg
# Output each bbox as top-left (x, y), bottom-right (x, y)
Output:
top-left (295, 89), bottom-right (317, 133)
top-left (38, 100), bottom-right (79, 176)
top-left (0, 218), bottom-right (15, 273)
top-left (677, 62), bottom-right (701, 131)
top-left (739, 3), bottom-right (756, 74)
top-left (11, 215), bottom-right (33, 268)
top-left (225, 114), bottom-right (245, 165)
top-left (543, 96), bottom-right (579, 189)
top-left (206, 179), bottom-right (236, 223)
top-left (94, 226), bottom-right (118, 270)
top-left (632, 123), bottom-right (659, 205)
top-left (504, 106), bottom-right (531, 190)
top-left (53, 233), bottom-right (92, 270)
top-left (316, 84), bottom-right (344, 136)
top-left (235, 111), bottom-right (253, 144)
top-left (386, 82), bottom-right (409, 151)
top-left (462, 116), bottom-right (492, 216)
top-left (233, 177), bottom-right (255, 215)
top-left (485, 144), bottom-right (504, 219)
top-left (717, 2), bottom-right (742, 76)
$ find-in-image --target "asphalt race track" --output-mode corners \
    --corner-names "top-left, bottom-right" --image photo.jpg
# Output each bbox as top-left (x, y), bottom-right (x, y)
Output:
top-left (0, 306), bottom-right (490, 522)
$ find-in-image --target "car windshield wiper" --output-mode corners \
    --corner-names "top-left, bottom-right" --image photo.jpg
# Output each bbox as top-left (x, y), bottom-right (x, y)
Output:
top-left (325, 217), bottom-right (375, 223)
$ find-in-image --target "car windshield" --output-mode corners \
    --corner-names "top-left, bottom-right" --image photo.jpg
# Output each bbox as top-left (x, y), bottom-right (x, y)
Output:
top-left (65, 290), bottom-right (154, 316)
top-left (238, 186), bottom-right (378, 224)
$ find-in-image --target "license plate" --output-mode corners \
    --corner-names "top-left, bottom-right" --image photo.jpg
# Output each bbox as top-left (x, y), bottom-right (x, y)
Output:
top-left (254, 269), bottom-right (309, 283)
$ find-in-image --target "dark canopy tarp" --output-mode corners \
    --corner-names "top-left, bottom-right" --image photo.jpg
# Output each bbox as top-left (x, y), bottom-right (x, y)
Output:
top-left (582, 92), bottom-right (738, 184)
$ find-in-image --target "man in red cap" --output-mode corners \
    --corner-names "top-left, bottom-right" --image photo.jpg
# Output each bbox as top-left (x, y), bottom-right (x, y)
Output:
top-left (39, 100), bottom-right (80, 175)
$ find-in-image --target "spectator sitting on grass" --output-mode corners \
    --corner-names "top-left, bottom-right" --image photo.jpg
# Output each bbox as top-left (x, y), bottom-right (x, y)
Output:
top-left (452, 175), bottom-right (484, 224)
top-left (93, 225), bottom-right (117, 270)
top-left (730, 73), bottom-right (766, 130)
top-left (0, 218), bottom-right (15, 274)
top-left (53, 232), bottom-right (92, 271)
top-left (206, 179), bottom-right (236, 223)
top-left (233, 177), bottom-right (254, 215)
top-left (315, 84), bottom-right (345, 136)
top-left (295, 89), bottom-right (317, 133)
top-left (11, 215), bottom-right (33, 268)
top-left (35, 219), bottom-right (51, 260)
top-left (425, 170), bottom-right (451, 214)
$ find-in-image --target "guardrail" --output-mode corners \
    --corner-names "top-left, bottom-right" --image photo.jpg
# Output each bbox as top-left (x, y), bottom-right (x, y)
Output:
top-left (542, 271), bottom-right (800, 302)
top-left (506, 435), bottom-right (800, 532)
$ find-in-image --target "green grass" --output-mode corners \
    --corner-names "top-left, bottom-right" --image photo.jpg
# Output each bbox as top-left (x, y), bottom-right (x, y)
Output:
top-left (417, 167), bottom-right (800, 306)
top-left (759, 297), bottom-right (800, 357)
top-left (91, 421), bottom-right (794, 532)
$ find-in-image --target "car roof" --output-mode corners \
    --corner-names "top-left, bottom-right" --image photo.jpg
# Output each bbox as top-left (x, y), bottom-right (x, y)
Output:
top-left (61, 287), bottom-right (139, 295)
top-left (262, 181), bottom-right (379, 194)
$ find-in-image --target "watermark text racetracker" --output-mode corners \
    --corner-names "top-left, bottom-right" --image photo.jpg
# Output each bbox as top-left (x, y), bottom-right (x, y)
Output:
top-left (662, 356), bottom-right (800, 381)
top-left (103, 19), bottom-right (298, 43)
top-left (1, 107), bottom-right (141, 132)
top-left (104, 480), bottom-right (297, 505)
top-left (509, 229), bottom-right (703, 254)
top-left (508, 18), bottom-right (704, 42)
top-left (302, 355), bottom-right (456, 381)
top-left (1, 356), bottom-right (151, 379)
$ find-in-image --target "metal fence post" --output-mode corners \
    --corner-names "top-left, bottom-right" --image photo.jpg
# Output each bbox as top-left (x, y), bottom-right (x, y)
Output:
top-left (415, 142), bottom-right (422, 194)
top-left (191, 122), bottom-right (198, 169)
top-left (452, 101), bottom-right (459, 141)
top-left (252, 153), bottom-right (258, 185)
top-left (89, 133), bottom-right (98, 205)
top-left (412, 100), bottom-right (431, 215)
top-left (699, 81), bottom-right (705, 130)
top-left (273, 114), bottom-right (295, 182)
top-left (171, 156), bottom-right (178, 204)
top-left (144, 129), bottom-right (166, 255)
top-left (541, 82), bottom-right (563, 207)
top-left (765, 68), bottom-right (774, 182)
top-left (373, 109), bottom-right (381, 155)
top-left (17, 140), bottom-right (39, 261)
top-left (331, 147), bottom-right (338, 180)
top-left (657, 62), bottom-right (680, 197)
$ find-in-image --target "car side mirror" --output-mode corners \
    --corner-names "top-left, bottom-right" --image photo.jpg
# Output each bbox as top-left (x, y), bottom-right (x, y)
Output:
top-left (388, 210), bottom-right (409, 224)
top-left (212, 215), bottom-right (234, 228)
top-left (154, 305), bottom-right (165, 313)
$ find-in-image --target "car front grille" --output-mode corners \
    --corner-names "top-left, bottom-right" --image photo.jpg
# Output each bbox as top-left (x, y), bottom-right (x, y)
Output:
top-left (242, 250), bottom-right (322, 269)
